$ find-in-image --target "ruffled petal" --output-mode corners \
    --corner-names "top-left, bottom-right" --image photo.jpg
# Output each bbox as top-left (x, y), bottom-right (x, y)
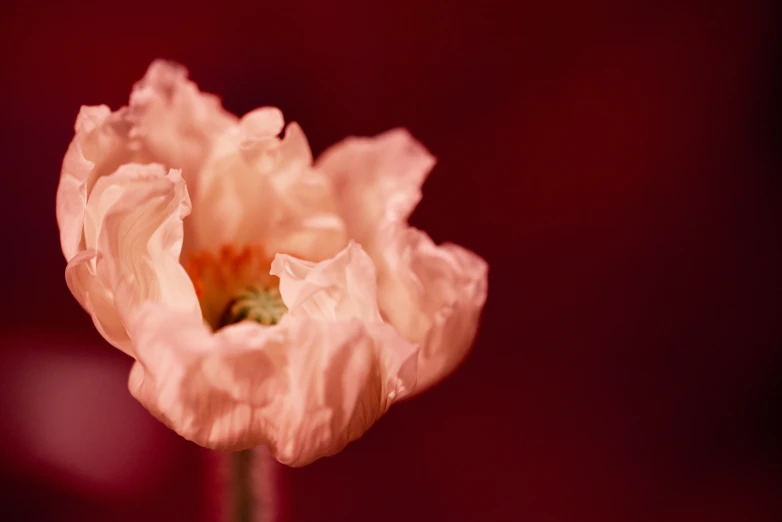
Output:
top-left (56, 105), bottom-right (132, 260)
top-left (128, 243), bottom-right (416, 466)
top-left (315, 128), bottom-right (436, 244)
top-left (127, 60), bottom-right (238, 196)
top-left (65, 249), bottom-right (132, 354)
top-left (316, 129), bottom-right (488, 392)
top-left (129, 317), bottom-right (416, 467)
top-left (270, 241), bottom-right (382, 323)
top-left (190, 111), bottom-right (347, 260)
top-left (58, 61), bottom-right (234, 262)
top-left (376, 227), bottom-right (488, 393)
top-left (65, 163), bottom-right (201, 356)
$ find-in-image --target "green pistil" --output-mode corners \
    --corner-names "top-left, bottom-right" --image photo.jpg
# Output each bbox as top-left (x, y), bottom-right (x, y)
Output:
top-left (219, 286), bottom-right (287, 328)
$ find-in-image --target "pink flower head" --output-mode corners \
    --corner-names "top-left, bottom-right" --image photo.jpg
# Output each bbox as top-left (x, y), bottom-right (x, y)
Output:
top-left (57, 60), bottom-right (488, 466)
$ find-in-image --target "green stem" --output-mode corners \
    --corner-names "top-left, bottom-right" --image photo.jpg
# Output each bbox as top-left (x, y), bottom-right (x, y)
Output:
top-left (232, 449), bottom-right (254, 522)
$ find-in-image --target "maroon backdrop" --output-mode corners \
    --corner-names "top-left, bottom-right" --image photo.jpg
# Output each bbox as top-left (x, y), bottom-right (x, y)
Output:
top-left (1, 1), bottom-right (779, 521)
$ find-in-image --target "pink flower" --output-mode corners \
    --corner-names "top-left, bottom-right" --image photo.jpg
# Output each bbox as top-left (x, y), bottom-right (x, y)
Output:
top-left (57, 60), bottom-right (488, 466)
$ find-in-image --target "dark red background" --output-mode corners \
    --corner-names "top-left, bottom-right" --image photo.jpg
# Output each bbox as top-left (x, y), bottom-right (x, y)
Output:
top-left (1, 1), bottom-right (779, 521)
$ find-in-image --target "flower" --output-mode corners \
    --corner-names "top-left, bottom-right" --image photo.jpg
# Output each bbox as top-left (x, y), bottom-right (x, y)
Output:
top-left (57, 60), bottom-right (488, 466)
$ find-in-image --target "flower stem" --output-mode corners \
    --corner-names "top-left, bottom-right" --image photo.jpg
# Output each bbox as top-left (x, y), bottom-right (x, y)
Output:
top-left (232, 449), bottom-right (254, 522)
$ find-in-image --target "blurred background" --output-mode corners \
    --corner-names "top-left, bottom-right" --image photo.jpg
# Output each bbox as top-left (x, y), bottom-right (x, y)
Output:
top-left (0, 0), bottom-right (779, 520)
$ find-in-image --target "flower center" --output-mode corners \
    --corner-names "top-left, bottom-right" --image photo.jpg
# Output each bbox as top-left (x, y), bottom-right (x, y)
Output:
top-left (185, 244), bottom-right (286, 329)
top-left (219, 286), bottom-right (287, 327)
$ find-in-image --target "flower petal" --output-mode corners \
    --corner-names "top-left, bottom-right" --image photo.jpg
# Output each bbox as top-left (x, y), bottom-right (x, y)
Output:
top-left (315, 128), bottom-right (436, 244)
top-left (129, 242), bottom-right (417, 466)
top-left (65, 249), bottom-right (132, 354)
top-left (65, 163), bottom-right (201, 356)
top-left (129, 308), bottom-right (416, 466)
top-left (191, 113), bottom-right (346, 260)
top-left (56, 105), bottom-right (129, 260)
top-left (316, 129), bottom-right (487, 392)
top-left (376, 227), bottom-right (488, 393)
top-left (270, 241), bottom-right (382, 323)
top-left (127, 60), bottom-right (238, 196)
top-left (58, 61), bottom-right (234, 263)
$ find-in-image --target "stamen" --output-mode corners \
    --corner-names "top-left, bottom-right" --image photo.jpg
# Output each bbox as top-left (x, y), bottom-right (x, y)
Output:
top-left (185, 244), bottom-right (282, 329)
